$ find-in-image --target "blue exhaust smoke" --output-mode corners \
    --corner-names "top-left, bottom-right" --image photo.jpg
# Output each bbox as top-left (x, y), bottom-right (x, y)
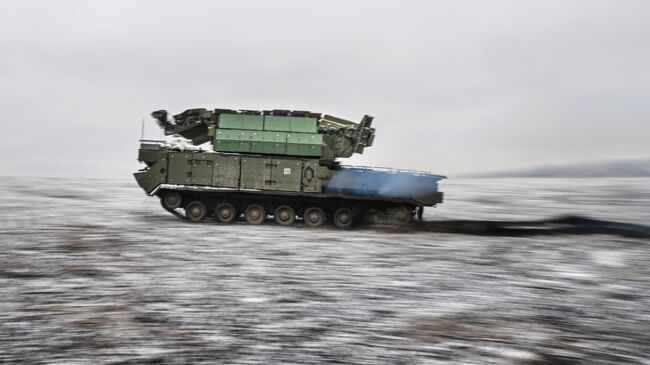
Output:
top-left (323, 166), bottom-right (445, 206)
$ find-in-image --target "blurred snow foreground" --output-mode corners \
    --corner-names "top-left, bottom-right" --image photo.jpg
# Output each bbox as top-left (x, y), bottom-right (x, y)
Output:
top-left (0, 176), bottom-right (649, 364)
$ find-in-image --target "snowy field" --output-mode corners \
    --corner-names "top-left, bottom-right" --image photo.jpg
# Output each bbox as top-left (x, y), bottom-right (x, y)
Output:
top-left (0, 177), bottom-right (649, 364)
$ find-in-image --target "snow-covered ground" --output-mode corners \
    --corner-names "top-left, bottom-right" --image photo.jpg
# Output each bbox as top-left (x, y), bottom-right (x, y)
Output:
top-left (0, 177), bottom-right (648, 364)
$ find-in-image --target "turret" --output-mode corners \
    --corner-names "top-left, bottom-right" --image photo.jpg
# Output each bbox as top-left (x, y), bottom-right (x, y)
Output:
top-left (151, 108), bottom-right (375, 164)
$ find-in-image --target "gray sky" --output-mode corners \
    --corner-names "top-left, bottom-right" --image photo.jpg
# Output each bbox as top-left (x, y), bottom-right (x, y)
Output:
top-left (1, 0), bottom-right (648, 178)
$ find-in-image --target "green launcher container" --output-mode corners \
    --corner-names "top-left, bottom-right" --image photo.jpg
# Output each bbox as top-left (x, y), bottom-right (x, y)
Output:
top-left (218, 114), bottom-right (264, 130)
top-left (214, 129), bottom-right (253, 153)
top-left (286, 133), bottom-right (322, 156)
top-left (264, 116), bottom-right (317, 133)
top-left (214, 114), bottom-right (322, 157)
top-left (250, 131), bottom-right (287, 154)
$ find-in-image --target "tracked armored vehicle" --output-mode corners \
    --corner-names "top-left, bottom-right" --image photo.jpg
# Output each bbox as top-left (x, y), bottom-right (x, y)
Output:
top-left (134, 108), bottom-right (445, 228)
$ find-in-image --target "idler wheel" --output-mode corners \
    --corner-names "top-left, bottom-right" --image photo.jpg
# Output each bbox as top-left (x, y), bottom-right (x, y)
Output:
top-left (215, 203), bottom-right (237, 223)
top-left (303, 207), bottom-right (326, 227)
top-left (162, 191), bottom-right (182, 210)
top-left (274, 206), bottom-right (295, 226)
top-left (185, 201), bottom-right (207, 222)
top-left (333, 208), bottom-right (355, 229)
top-left (244, 205), bottom-right (266, 225)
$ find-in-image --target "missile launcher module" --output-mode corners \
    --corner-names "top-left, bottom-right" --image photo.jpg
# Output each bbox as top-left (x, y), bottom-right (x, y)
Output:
top-left (134, 108), bottom-right (445, 228)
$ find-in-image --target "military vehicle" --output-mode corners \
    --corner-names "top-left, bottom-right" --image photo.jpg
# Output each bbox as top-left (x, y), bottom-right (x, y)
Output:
top-left (134, 107), bottom-right (445, 228)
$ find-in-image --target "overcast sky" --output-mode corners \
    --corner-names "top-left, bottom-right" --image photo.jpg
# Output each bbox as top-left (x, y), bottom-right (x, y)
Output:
top-left (1, 0), bottom-right (648, 178)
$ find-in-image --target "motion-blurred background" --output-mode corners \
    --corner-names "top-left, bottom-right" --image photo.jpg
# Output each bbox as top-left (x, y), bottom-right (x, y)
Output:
top-left (1, 0), bottom-right (648, 178)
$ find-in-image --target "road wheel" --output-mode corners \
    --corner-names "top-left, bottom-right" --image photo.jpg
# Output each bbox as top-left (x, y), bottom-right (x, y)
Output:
top-left (215, 203), bottom-right (237, 223)
top-left (161, 191), bottom-right (182, 209)
top-left (274, 205), bottom-right (295, 226)
top-left (244, 204), bottom-right (266, 225)
top-left (333, 208), bottom-right (355, 229)
top-left (185, 201), bottom-right (207, 222)
top-left (303, 207), bottom-right (326, 227)
top-left (390, 205), bottom-right (412, 224)
top-left (363, 209), bottom-right (384, 225)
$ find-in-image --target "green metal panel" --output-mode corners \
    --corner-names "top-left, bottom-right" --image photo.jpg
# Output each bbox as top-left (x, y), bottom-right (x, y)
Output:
top-left (212, 154), bottom-right (240, 188)
top-left (167, 152), bottom-right (192, 184)
top-left (215, 129), bottom-right (252, 153)
top-left (191, 153), bottom-right (214, 186)
top-left (216, 128), bottom-right (322, 157)
top-left (263, 116), bottom-right (289, 131)
top-left (290, 117), bottom-right (318, 133)
top-left (240, 156), bottom-right (271, 190)
top-left (138, 148), bottom-right (166, 164)
top-left (133, 158), bottom-right (167, 194)
top-left (271, 158), bottom-right (303, 192)
top-left (219, 114), bottom-right (264, 130)
top-left (264, 116), bottom-right (317, 133)
top-left (301, 159), bottom-right (322, 193)
top-left (250, 131), bottom-right (287, 154)
top-left (286, 133), bottom-right (323, 157)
